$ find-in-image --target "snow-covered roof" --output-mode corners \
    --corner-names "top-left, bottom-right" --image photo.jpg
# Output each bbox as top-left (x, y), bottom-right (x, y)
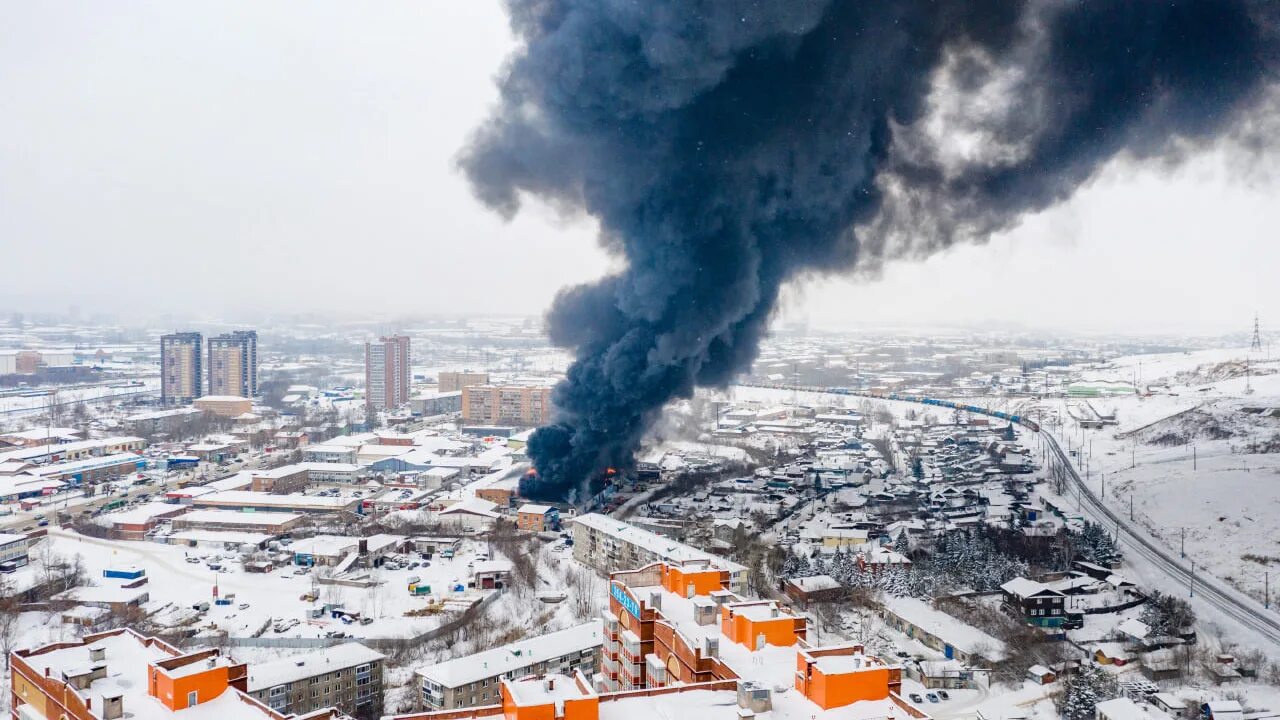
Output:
top-left (1000, 576), bottom-right (1061, 599)
top-left (1096, 698), bottom-right (1150, 720)
top-left (289, 535), bottom-right (359, 558)
top-left (0, 427), bottom-right (81, 441)
top-left (517, 503), bottom-right (554, 515)
top-left (788, 575), bottom-right (841, 592)
top-left (439, 497), bottom-right (500, 518)
top-left (177, 509), bottom-right (302, 527)
top-left (195, 490), bottom-right (356, 511)
top-left (473, 559), bottom-right (514, 575)
top-left (246, 642), bottom-right (384, 691)
top-left (106, 502), bottom-right (185, 525)
top-left (880, 596), bottom-right (1007, 661)
top-left (571, 513), bottom-right (746, 575)
top-left (417, 621), bottom-right (602, 689)
top-left (166, 530), bottom-right (271, 546)
top-left (1117, 618), bottom-right (1151, 640)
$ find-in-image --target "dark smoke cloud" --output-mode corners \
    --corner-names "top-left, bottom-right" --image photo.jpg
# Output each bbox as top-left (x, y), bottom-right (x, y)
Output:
top-left (462, 0), bottom-right (1279, 501)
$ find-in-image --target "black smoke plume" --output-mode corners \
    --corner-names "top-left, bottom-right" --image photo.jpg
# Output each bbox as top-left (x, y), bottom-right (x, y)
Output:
top-left (462, 0), bottom-right (1278, 501)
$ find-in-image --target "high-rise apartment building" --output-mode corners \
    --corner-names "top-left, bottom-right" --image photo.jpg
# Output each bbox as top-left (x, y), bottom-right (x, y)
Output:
top-left (208, 330), bottom-right (258, 398)
top-left (461, 384), bottom-right (552, 426)
top-left (160, 332), bottom-right (202, 405)
top-left (365, 335), bottom-right (411, 411)
top-left (437, 371), bottom-right (490, 393)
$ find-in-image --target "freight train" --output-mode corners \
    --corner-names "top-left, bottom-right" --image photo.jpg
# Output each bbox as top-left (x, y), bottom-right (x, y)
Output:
top-left (745, 384), bottom-right (1041, 433)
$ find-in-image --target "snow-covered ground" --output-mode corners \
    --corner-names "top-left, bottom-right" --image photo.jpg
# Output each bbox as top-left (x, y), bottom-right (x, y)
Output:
top-left (1043, 349), bottom-right (1280, 612)
top-left (0, 378), bottom-right (160, 418)
top-left (25, 529), bottom-right (498, 641)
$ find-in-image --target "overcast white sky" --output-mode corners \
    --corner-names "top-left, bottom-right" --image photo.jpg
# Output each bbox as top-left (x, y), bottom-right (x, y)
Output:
top-left (2, 1), bottom-right (1276, 336)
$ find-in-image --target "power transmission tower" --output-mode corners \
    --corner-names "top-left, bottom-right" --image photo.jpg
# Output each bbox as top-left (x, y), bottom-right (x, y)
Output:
top-left (1250, 313), bottom-right (1262, 352)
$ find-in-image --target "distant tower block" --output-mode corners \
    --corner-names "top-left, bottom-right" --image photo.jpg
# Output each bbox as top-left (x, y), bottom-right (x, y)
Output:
top-left (1251, 313), bottom-right (1263, 352)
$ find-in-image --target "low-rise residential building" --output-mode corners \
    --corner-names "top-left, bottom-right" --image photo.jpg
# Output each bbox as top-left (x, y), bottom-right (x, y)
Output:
top-left (10, 628), bottom-right (344, 720)
top-left (1000, 577), bottom-right (1068, 628)
top-left (571, 513), bottom-right (748, 594)
top-left (783, 574), bottom-right (844, 605)
top-left (417, 621), bottom-right (603, 711)
top-left (515, 504), bottom-right (558, 533)
top-left (0, 532), bottom-right (30, 569)
top-left (880, 596), bottom-right (1007, 666)
top-left (246, 642), bottom-right (385, 717)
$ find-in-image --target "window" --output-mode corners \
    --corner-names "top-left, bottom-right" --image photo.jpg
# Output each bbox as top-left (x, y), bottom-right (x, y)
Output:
top-left (187, 691), bottom-right (199, 707)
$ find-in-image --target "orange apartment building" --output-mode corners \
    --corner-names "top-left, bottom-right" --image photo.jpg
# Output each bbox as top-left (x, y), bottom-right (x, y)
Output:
top-left (602, 560), bottom-right (807, 691)
top-left (9, 628), bottom-right (343, 720)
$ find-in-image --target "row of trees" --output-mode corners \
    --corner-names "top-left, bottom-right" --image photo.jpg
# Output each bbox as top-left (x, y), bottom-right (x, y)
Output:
top-left (784, 526), bottom-right (1029, 598)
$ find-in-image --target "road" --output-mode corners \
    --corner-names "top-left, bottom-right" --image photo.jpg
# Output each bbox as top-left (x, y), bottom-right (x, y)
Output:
top-left (1040, 428), bottom-right (1280, 648)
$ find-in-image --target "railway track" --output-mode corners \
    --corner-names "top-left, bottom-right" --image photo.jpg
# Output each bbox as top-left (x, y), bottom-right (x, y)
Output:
top-left (1040, 430), bottom-right (1280, 648)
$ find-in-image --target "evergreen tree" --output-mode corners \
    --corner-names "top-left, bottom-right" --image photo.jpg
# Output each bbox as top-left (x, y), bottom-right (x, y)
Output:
top-left (1057, 664), bottom-right (1119, 720)
top-left (893, 531), bottom-right (910, 555)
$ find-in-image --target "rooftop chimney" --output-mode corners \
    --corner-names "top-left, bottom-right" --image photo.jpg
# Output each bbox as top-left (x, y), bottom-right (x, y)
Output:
top-left (102, 693), bottom-right (124, 720)
top-left (89, 646), bottom-right (105, 662)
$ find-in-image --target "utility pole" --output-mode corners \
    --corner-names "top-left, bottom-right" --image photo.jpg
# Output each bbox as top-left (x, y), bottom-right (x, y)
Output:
top-left (1180, 527), bottom-right (1185, 558)
top-left (1129, 494), bottom-right (1134, 521)
top-left (1190, 561), bottom-right (1196, 598)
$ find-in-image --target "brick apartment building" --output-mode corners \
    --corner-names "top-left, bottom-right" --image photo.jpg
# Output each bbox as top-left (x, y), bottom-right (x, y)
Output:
top-left (460, 385), bottom-right (552, 426)
top-left (246, 642), bottom-right (385, 717)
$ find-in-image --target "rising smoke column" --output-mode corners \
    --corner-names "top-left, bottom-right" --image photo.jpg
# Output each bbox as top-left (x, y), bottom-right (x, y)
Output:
top-left (462, 0), bottom-right (1278, 501)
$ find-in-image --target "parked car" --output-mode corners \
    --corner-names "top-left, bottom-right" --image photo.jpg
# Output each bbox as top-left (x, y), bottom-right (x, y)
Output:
top-left (909, 694), bottom-right (924, 704)
top-left (937, 691), bottom-right (950, 701)
top-left (926, 693), bottom-right (940, 704)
